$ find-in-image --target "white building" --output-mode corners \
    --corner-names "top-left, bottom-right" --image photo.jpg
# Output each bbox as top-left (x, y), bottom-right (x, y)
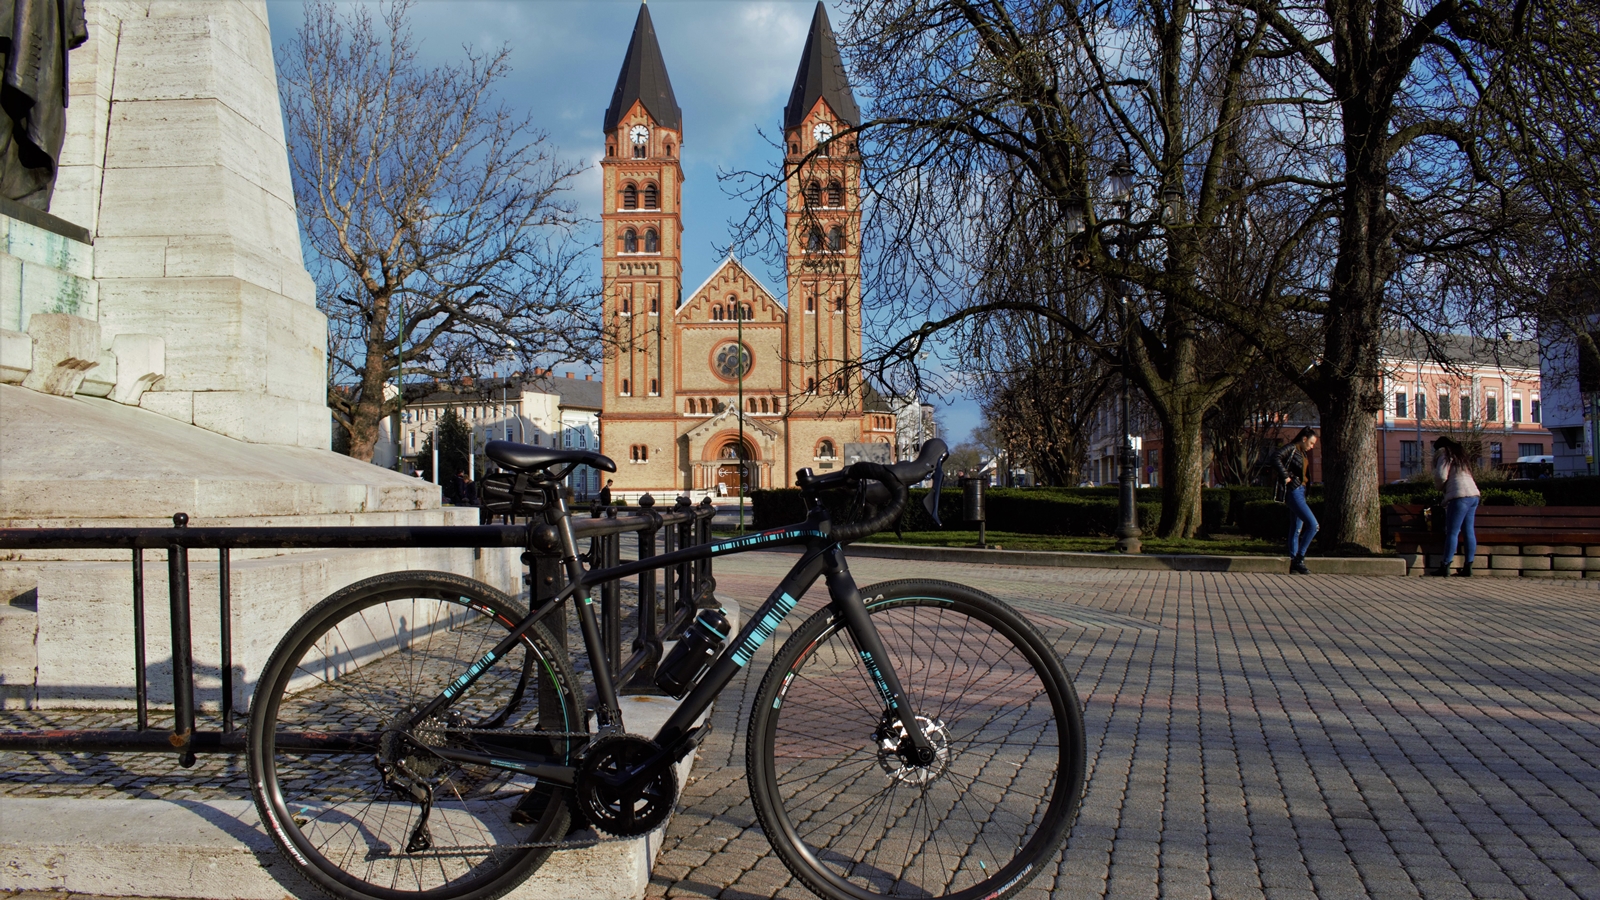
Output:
top-left (1540, 317), bottom-right (1599, 477)
top-left (396, 370), bottom-right (606, 497)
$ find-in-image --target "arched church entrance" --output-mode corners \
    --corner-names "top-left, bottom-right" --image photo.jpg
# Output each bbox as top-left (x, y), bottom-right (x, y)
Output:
top-left (714, 439), bottom-right (759, 492)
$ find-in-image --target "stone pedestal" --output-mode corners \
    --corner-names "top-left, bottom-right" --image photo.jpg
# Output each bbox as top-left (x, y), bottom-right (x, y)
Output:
top-left (53, 0), bottom-right (328, 449)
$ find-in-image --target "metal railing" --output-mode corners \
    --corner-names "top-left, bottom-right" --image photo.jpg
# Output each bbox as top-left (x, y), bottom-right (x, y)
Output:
top-left (0, 496), bottom-right (718, 763)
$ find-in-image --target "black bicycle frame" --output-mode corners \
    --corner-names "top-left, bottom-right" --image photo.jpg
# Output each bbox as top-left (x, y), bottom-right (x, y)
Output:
top-left (401, 494), bottom-right (936, 787)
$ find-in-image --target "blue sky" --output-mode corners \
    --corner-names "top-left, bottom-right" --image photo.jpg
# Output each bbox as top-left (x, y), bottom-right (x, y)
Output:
top-left (263, 0), bottom-right (982, 443)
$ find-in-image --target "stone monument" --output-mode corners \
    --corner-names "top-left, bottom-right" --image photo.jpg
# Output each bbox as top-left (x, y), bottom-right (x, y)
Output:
top-left (0, 0), bottom-right (513, 711)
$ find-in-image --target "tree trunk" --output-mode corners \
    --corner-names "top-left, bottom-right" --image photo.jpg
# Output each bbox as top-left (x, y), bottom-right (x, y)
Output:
top-left (346, 295), bottom-right (394, 463)
top-left (1157, 410), bottom-right (1207, 537)
top-left (1316, 120), bottom-right (1392, 551)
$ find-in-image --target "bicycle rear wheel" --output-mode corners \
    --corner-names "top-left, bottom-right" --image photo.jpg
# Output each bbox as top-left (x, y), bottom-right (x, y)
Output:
top-left (248, 571), bottom-right (582, 900)
top-left (748, 579), bottom-right (1085, 900)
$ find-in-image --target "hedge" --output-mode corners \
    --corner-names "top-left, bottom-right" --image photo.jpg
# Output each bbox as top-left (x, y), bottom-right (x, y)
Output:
top-left (751, 486), bottom-right (1159, 536)
top-left (751, 478), bottom-right (1557, 541)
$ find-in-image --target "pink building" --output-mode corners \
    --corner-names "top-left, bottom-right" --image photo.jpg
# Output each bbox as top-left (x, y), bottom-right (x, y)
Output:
top-left (1377, 333), bottom-right (1551, 483)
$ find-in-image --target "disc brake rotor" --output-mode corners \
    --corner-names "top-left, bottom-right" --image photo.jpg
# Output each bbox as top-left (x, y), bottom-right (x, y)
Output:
top-left (876, 714), bottom-right (950, 785)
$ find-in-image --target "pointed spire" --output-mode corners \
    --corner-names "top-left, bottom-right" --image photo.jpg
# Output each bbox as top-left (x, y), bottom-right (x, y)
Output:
top-left (604, 3), bottom-right (681, 134)
top-left (784, 2), bottom-right (860, 131)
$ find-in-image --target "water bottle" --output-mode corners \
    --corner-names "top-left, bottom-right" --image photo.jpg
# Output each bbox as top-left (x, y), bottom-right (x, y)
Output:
top-left (655, 608), bottom-right (730, 698)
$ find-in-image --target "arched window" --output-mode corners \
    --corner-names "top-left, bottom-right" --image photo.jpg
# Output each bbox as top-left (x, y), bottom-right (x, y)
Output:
top-left (827, 181), bottom-right (843, 207)
top-left (630, 445), bottom-right (638, 461)
top-left (607, 145), bottom-right (615, 158)
top-left (650, 296), bottom-right (659, 314)
top-left (760, 397), bottom-right (769, 413)
top-left (790, 142), bottom-right (799, 155)
top-left (644, 229), bottom-right (659, 253)
top-left (699, 398), bottom-right (709, 414)
top-left (742, 303), bottom-right (753, 320)
top-left (633, 142), bottom-right (646, 159)
top-left (665, 143), bottom-right (674, 157)
top-left (622, 229), bottom-right (638, 253)
top-left (711, 305), bottom-right (722, 321)
top-left (621, 378), bottom-right (631, 395)
top-left (772, 397), bottom-right (781, 413)
top-left (818, 138), bottom-right (831, 157)
top-left (623, 184), bottom-right (638, 209)
top-left (687, 400), bottom-right (695, 414)
top-left (643, 183), bottom-right (659, 209)
top-left (804, 181), bottom-right (821, 207)
top-left (649, 378), bottom-right (659, 395)
top-left (748, 398), bottom-right (758, 412)
top-left (817, 439), bottom-right (836, 459)
top-left (835, 375), bottom-right (847, 393)
top-left (806, 228), bottom-right (824, 252)
top-left (620, 296), bottom-right (631, 314)
top-left (806, 377), bottom-right (817, 393)
top-left (834, 296), bottom-right (845, 312)
top-left (828, 226), bottom-right (845, 251)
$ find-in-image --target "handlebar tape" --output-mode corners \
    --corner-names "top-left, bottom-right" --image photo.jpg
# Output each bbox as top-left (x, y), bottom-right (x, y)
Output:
top-left (827, 439), bottom-right (948, 543)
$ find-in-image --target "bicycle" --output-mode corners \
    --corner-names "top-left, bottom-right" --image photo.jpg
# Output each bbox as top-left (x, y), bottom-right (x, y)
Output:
top-left (247, 438), bottom-right (1087, 900)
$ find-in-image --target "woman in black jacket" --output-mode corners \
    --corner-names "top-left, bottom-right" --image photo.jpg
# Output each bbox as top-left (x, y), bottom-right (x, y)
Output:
top-left (1273, 426), bottom-right (1319, 574)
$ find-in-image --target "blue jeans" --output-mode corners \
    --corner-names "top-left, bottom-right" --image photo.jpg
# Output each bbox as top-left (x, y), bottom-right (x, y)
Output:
top-left (1443, 496), bottom-right (1479, 564)
top-left (1286, 485), bottom-right (1318, 557)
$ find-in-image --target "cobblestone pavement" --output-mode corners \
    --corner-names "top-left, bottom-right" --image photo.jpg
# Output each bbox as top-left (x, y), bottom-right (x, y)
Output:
top-left (6, 554), bottom-right (1600, 900)
top-left (648, 554), bottom-right (1600, 900)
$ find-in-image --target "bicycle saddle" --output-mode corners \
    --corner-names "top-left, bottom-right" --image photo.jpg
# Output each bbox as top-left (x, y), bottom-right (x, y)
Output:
top-left (485, 440), bottom-right (617, 474)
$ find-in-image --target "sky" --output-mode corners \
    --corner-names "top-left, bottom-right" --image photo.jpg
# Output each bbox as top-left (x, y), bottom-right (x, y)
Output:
top-left (262, 0), bottom-right (983, 443)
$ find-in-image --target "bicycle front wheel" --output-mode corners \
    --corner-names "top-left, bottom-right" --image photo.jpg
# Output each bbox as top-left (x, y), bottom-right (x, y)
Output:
top-left (248, 571), bottom-right (582, 900)
top-left (748, 579), bottom-right (1085, 900)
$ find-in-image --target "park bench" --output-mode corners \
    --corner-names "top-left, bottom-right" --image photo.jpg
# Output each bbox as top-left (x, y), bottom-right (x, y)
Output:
top-left (1384, 503), bottom-right (1600, 577)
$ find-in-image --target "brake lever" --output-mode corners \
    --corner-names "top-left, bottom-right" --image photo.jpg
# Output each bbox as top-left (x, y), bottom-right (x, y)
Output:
top-left (922, 454), bottom-right (948, 527)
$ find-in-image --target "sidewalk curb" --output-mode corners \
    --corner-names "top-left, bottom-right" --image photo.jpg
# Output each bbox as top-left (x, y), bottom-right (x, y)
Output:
top-left (845, 543), bottom-right (1409, 576)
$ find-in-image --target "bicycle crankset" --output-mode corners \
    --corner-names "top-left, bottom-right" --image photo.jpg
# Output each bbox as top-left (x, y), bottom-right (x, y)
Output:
top-left (574, 734), bottom-right (679, 837)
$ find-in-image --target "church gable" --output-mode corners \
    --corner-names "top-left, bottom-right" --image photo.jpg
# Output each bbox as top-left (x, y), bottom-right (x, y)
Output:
top-left (678, 257), bottom-right (786, 324)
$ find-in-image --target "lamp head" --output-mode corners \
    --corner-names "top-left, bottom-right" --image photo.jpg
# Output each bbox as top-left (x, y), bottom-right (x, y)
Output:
top-left (1107, 160), bottom-right (1136, 203)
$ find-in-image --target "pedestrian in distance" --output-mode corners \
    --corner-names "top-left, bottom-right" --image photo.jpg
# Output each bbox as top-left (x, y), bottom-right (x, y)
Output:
top-left (598, 479), bottom-right (613, 507)
top-left (1273, 426), bottom-right (1319, 575)
top-left (1431, 435), bottom-right (1480, 576)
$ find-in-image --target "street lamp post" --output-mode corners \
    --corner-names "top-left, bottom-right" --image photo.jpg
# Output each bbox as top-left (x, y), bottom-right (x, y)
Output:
top-left (1107, 160), bottom-right (1143, 554)
top-left (737, 304), bottom-right (747, 533)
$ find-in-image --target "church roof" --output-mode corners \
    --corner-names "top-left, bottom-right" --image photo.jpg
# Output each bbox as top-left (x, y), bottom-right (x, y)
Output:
top-left (604, 3), bottom-right (682, 135)
top-left (784, 2), bottom-right (860, 130)
top-left (680, 254), bottom-right (784, 313)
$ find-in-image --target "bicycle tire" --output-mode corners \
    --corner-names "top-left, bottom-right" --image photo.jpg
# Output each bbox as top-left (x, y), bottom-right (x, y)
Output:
top-left (248, 571), bottom-right (582, 900)
top-left (747, 579), bottom-right (1086, 900)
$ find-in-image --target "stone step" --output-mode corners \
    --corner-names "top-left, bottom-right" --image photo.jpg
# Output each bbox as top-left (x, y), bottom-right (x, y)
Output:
top-left (0, 693), bottom-right (704, 900)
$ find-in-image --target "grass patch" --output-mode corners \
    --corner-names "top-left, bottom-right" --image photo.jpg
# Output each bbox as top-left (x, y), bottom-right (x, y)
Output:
top-left (858, 530), bottom-right (1289, 556)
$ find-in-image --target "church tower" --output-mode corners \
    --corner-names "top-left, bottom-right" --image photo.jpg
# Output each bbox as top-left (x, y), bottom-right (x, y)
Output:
top-left (601, 2), bottom-right (684, 486)
top-left (783, 2), bottom-right (863, 425)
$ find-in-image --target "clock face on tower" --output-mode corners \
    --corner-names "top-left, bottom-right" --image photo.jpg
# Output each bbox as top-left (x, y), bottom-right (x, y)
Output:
top-left (812, 122), bottom-right (833, 143)
top-left (630, 125), bottom-right (650, 146)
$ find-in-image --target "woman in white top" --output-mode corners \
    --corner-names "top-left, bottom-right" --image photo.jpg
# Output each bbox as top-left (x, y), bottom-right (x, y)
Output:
top-left (1431, 436), bottom-right (1481, 577)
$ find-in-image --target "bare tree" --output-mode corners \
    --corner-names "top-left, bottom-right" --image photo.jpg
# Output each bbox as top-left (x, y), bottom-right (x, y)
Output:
top-left (279, 0), bottom-right (595, 462)
top-left (973, 315), bottom-right (1110, 486)
top-left (805, 0), bottom-right (1322, 538)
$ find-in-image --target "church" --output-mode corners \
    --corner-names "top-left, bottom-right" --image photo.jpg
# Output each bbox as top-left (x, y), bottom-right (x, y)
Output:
top-left (597, 2), bottom-right (898, 496)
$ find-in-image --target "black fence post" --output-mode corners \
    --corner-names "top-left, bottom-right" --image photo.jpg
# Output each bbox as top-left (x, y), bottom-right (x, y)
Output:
top-left (167, 513), bottom-right (196, 767)
top-left (132, 549), bottom-right (147, 732)
top-left (622, 495), bottom-right (664, 694)
top-left (601, 506), bottom-right (622, 676)
top-left (219, 548), bottom-right (233, 733)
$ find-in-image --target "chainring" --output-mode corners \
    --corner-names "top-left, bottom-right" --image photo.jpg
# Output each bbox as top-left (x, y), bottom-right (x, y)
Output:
top-left (574, 734), bottom-right (678, 837)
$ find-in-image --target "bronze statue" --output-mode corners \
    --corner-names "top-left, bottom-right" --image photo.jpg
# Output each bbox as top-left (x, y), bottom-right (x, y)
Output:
top-left (0, 0), bottom-right (88, 210)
